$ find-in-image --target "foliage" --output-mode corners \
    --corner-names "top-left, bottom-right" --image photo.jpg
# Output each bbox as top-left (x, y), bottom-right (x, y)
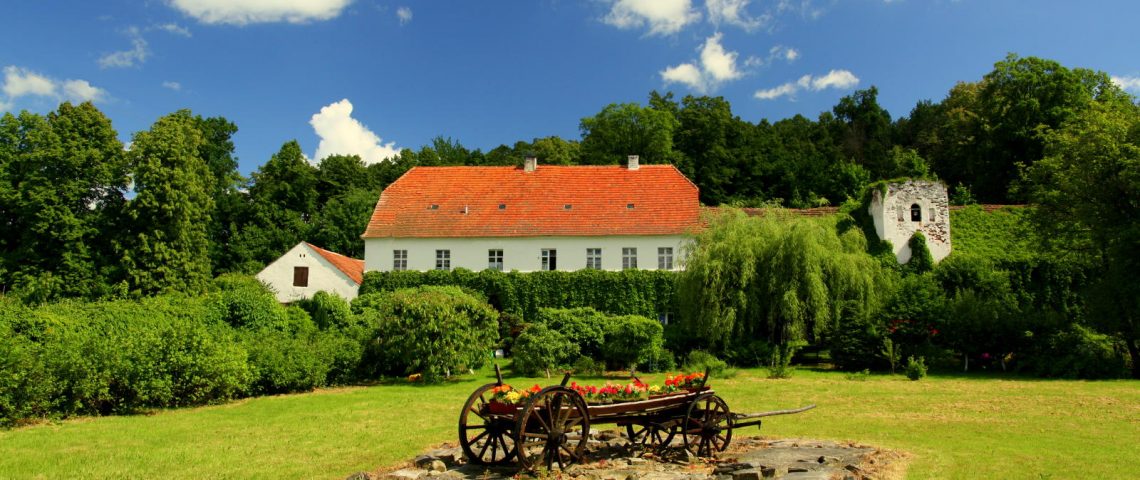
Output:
top-left (905, 356), bottom-right (928, 380)
top-left (533, 307), bottom-right (609, 360)
top-left (678, 210), bottom-right (891, 352)
top-left (603, 315), bottom-right (665, 371)
top-left (881, 338), bottom-right (901, 374)
top-left (571, 356), bottom-right (604, 377)
top-left (681, 350), bottom-right (729, 377)
top-left (579, 102), bottom-right (682, 167)
top-left (948, 206), bottom-right (1038, 262)
top-left (511, 323), bottom-right (578, 377)
top-left (208, 274), bottom-right (291, 331)
top-left (766, 342), bottom-right (801, 379)
top-left (116, 110), bottom-right (215, 295)
top-left (1018, 324), bottom-right (1128, 379)
top-left (353, 286), bottom-right (498, 382)
top-left (360, 269), bottom-right (677, 322)
top-left (295, 290), bottom-right (355, 332)
top-left (829, 316), bottom-right (885, 372)
top-left (904, 231), bottom-right (934, 274)
top-left (1022, 98), bottom-right (1140, 378)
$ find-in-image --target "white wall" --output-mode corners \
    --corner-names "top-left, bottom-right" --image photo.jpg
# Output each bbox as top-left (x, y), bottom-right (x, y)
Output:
top-left (364, 235), bottom-right (692, 273)
top-left (256, 243), bottom-right (360, 303)
top-left (869, 180), bottom-right (952, 264)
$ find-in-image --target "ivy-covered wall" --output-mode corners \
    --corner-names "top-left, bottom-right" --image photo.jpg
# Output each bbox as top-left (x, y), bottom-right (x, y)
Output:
top-left (359, 269), bottom-right (678, 321)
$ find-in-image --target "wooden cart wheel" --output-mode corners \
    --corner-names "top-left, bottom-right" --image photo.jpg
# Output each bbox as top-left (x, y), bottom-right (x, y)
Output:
top-left (515, 386), bottom-right (590, 471)
top-left (681, 393), bottom-right (734, 458)
top-left (458, 383), bottom-right (517, 465)
top-left (625, 422), bottom-right (676, 450)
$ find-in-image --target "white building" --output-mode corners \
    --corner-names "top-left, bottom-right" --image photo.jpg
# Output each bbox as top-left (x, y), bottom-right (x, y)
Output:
top-left (868, 180), bottom-right (952, 264)
top-left (256, 242), bottom-right (364, 303)
top-left (362, 156), bottom-right (702, 272)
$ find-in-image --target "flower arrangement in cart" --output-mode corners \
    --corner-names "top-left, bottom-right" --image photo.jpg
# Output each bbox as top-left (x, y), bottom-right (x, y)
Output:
top-left (489, 372), bottom-right (706, 407)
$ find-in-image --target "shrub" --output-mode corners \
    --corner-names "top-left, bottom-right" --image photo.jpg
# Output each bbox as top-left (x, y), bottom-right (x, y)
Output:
top-left (512, 323), bottom-right (578, 377)
top-left (682, 350), bottom-right (729, 377)
top-left (354, 286), bottom-right (499, 382)
top-left (571, 356), bottom-right (605, 377)
top-left (241, 330), bottom-right (331, 395)
top-left (766, 342), bottom-right (801, 379)
top-left (904, 231), bottom-right (934, 274)
top-left (534, 307), bottom-right (609, 360)
top-left (0, 327), bottom-right (52, 426)
top-left (905, 356), bottom-right (928, 380)
top-left (1020, 325), bottom-right (1127, 379)
top-left (642, 345), bottom-right (676, 373)
top-left (603, 315), bottom-right (665, 371)
top-left (209, 274), bottom-right (290, 331)
top-left (296, 291), bottom-right (353, 331)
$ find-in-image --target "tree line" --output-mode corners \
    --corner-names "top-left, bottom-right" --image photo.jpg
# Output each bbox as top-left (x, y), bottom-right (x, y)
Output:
top-left (2, 53), bottom-right (1136, 307)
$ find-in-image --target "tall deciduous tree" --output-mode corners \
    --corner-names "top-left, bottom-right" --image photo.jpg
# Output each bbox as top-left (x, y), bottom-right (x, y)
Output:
top-left (1022, 100), bottom-right (1140, 377)
top-left (116, 110), bottom-right (215, 295)
top-left (0, 103), bottom-right (128, 300)
top-left (579, 102), bottom-right (682, 166)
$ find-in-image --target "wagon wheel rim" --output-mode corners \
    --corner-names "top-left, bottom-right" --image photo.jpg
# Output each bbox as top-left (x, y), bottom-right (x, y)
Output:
top-left (626, 422), bottom-right (676, 451)
top-left (516, 386), bottom-right (590, 471)
top-left (458, 383), bottom-right (517, 465)
top-left (682, 393), bottom-right (733, 458)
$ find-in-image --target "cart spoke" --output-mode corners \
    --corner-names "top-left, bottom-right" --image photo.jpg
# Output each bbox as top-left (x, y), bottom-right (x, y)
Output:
top-left (468, 429), bottom-right (489, 445)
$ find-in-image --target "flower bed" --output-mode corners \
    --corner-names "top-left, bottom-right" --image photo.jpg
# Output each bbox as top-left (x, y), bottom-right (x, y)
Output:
top-left (488, 372), bottom-right (706, 409)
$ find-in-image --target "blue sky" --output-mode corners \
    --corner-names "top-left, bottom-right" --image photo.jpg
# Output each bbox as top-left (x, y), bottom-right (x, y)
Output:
top-left (3, 0), bottom-right (1139, 175)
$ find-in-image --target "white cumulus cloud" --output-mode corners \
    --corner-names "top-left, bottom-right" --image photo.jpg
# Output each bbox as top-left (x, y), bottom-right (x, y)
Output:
top-left (660, 33), bottom-right (742, 93)
top-left (310, 99), bottom-right (400, 165)
top-left (1, 66), bottom-right (108, 109)
top-left (162, 81), bottom-right (183, 91)
top-left (169, 0), bottom-right (353, 25)
top-left (603, 0), bottom-right (700, 36)
top-left (61, 80), bottom-right (107, 103)
top-left (706, 0), bottom-right (769, 31)
top-left (99, 27), bottom-right (149, 69)
top-left (753, 69), bottom-right (859, 100)
top-left (1111, 75), bottom-right (1140, 92)
top-left (396, 6), bottom-right (412, 25)
top-left (2, 66), bottom-right (56, 98)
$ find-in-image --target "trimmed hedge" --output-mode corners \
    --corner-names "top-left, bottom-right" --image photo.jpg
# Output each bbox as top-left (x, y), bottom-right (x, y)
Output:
top-left (359, 269), bottom-right (678, 321)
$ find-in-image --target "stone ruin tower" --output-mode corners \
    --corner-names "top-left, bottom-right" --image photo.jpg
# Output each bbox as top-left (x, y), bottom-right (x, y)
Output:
top-left (868, 180), bottom-right (951, 264)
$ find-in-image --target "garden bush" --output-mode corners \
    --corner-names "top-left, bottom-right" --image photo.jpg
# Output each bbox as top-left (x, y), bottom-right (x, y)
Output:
top-left (209, 274), bottom-right (291, 331)
top-left (682, 350), bottom-right (729, 377)
top-left (1019, 325), bottom-right (1128, 379)
top-left (353, 286), bottom-right (498, 382)
top-left (512, 323), bottom-right (578, 377)
top-left (603, 315), bottom-right (665, 371)
top-left (571, 356), bottom-right (604, 377)
top-left (905, 356), bottom-right (928, 380)
top-left (534, 307), bottom-right (609, 360)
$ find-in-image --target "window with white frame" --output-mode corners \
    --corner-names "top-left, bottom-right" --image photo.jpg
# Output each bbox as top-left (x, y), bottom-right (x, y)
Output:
top-left (657, 247), bottom-right (673, 270)
top-left (657, 312), bottom-right (673, 326)
top-left (622, 247), bottom-right (637, 270)
top-left (488, 249), bottom-right (504, 271)
top-left (435, 249), bottom-right (451, 270)
top-left (393, 250), bottom-right (407, 271)
top-left (541, 249), bottom-right (557, 271)
top-left (586, 248), bottom-right (602, 270)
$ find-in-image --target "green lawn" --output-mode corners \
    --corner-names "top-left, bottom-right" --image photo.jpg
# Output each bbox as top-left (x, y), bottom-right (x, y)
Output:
top-left (1, 368), bottom-right (1136, 479)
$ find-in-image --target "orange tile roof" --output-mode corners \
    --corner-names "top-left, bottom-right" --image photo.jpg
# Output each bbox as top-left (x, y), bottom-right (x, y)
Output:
top-left (362, 165), bottom-right (701, 238)
top-left (305, 242), bottom-right (364, 285)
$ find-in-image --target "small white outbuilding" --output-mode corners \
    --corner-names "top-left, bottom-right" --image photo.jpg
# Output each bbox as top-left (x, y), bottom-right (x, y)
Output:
top-left (868, 180), bottom-right (952, 264)
top-left (255, 242), bottom-right (364, 303)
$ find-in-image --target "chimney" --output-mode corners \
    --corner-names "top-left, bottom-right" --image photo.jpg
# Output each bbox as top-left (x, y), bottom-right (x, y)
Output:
top-left (627, 155), bottom-right (640, 171)
top-left (524, 155), bottom-right (537, 173)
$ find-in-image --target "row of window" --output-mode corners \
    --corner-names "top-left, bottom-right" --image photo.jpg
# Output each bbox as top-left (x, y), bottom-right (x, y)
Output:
top-left (392, 247), bottom-right (675, 271)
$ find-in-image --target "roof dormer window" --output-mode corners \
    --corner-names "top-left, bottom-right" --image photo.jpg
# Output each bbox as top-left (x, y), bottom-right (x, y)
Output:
top-left (627, 203), bottom-right (635, 209)
top-left (429, 204), bottom-right (439, 210)
top-left (499, 203), bottom-right (506, 210)
top-left (564, 204), bottom-right (572, 210)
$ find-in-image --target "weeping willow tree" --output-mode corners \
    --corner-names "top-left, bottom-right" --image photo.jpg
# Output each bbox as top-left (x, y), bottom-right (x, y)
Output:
top-left (678, 209), bottom-right (893, 352)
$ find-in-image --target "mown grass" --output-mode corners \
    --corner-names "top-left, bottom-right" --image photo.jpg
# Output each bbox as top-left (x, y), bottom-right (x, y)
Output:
top-left (1, 368), bottom-right (1136, 479)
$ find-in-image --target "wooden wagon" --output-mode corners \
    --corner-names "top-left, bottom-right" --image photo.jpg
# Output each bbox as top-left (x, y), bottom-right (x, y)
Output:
top-left (457, 366), bottom-right (813, 470)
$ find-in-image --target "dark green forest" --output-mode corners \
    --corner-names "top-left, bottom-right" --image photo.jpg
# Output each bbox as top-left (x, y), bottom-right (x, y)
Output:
top-left (1, 53), bottom-right (1137, 378)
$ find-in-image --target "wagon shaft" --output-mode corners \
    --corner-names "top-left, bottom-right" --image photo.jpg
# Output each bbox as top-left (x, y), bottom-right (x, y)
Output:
top-left (729, 404), bottom-right (816, 429)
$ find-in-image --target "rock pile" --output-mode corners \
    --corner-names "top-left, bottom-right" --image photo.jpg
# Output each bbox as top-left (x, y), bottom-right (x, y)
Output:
top-left (348, 432), bottom-right (905, 480)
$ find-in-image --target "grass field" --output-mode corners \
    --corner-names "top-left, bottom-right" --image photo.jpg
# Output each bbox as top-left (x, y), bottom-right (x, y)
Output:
top-left (1, 368), bottom-right (1136, 479)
